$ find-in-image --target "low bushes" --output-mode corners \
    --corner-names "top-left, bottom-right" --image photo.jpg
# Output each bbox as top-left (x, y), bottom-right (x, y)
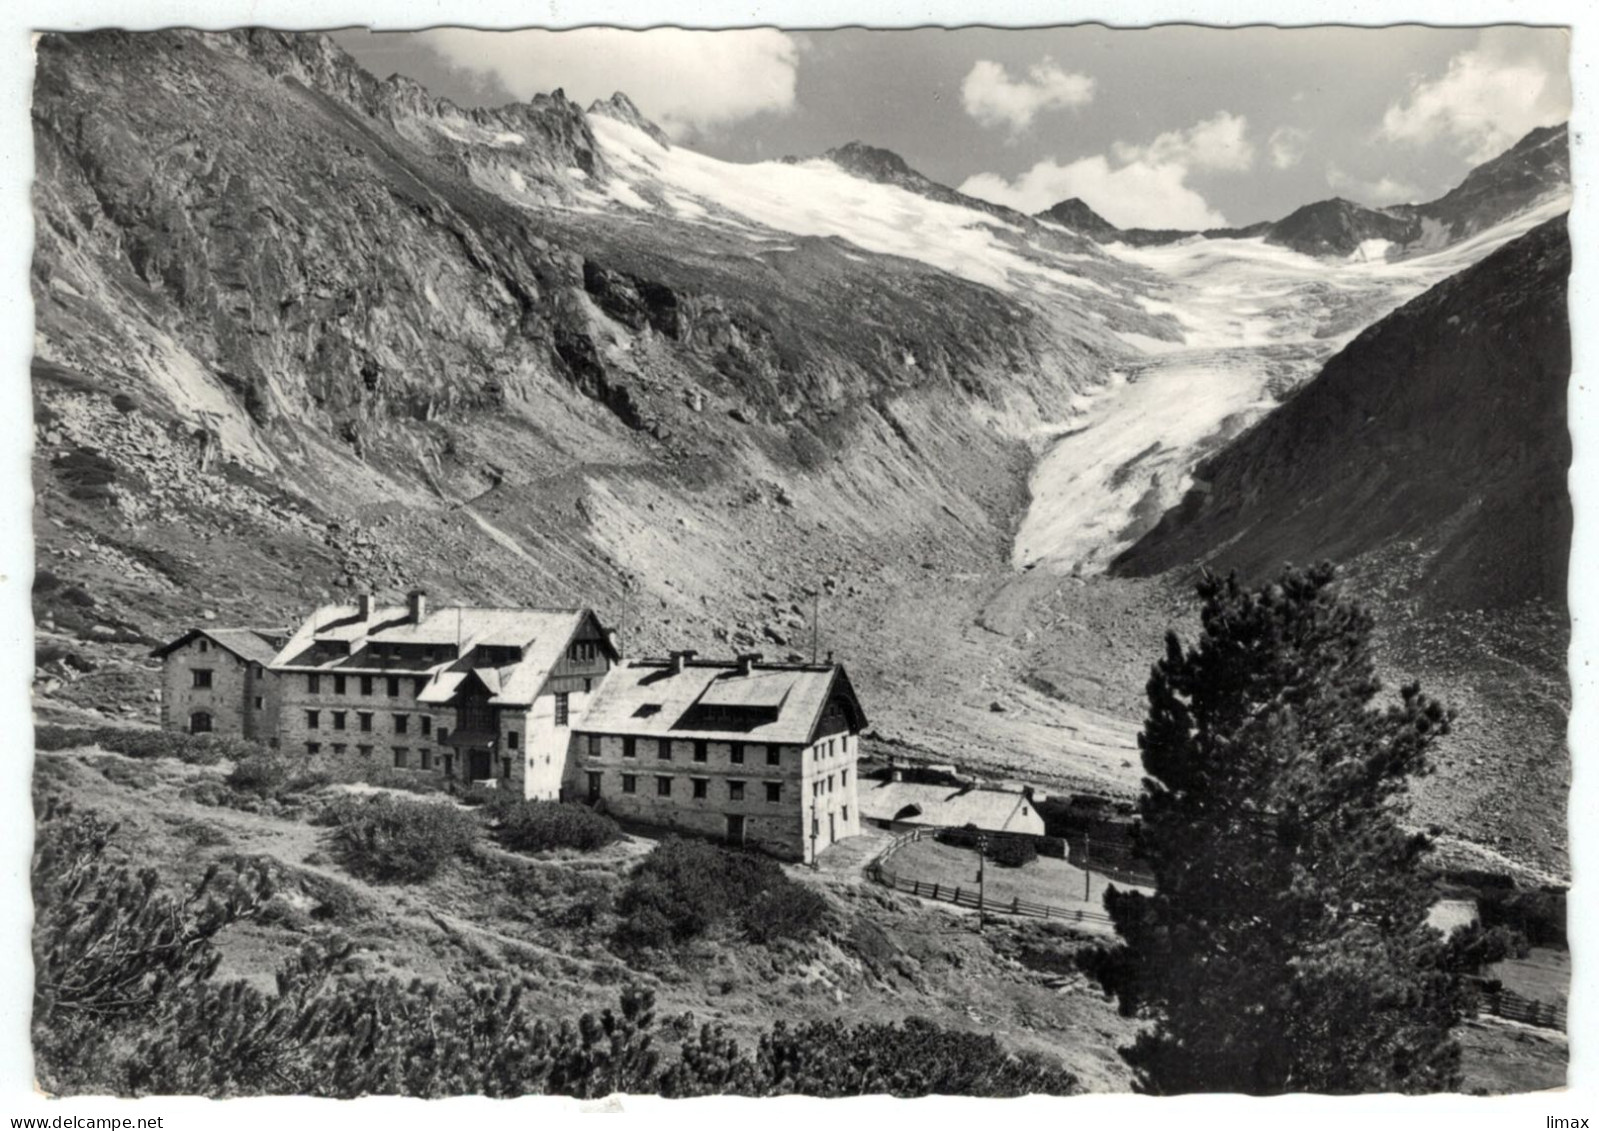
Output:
top-left (225, 753), bottom-right (291, 795)
top-left (987, 836), bottom-right (1038, 869)
top-left (34, 724), bottom-right (267, 766)
top-left (497, 801), bottom-right (621, 854)
top-left (616, 837), bottom-right (827, 949)
top-left (321, 794), bottom-right (477, 883)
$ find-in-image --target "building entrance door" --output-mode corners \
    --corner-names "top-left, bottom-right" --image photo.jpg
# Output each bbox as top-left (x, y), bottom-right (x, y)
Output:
top-left (726, 814), bottom-right (745, 846)
top-left (829, 812), bottom-right (836, 844)
top-left (587, 772), bottom-right (602, 802)
top-left (469, 749), bottom-right (492, 781)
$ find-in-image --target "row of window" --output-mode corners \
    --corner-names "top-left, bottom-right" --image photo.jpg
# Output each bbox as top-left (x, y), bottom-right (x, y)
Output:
top-left (304, 709), bottom-right (439, 736)
top-left (591, 771), bottom-right (783, 803)
top-left (586, 734), bottom-right (850, 765)
top-left (307, 673), bottom-right (425, 698)
top-left (811, 770), bottom-right (848, 796)
top-left (596, 736), bottom-right (786, 765)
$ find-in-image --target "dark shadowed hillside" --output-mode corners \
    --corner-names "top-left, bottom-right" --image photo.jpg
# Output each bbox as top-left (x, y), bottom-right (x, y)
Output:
top-left (1113, 213), bottom-right (1571, 615)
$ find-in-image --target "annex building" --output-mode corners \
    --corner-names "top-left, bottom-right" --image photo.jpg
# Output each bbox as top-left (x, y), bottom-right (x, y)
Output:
top-left (571, 650), bottom-right (868, 862)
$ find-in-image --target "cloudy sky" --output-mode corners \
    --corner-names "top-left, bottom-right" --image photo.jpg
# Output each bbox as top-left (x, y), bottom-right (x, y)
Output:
top-left (330, 24), bottom-right (1570, 229)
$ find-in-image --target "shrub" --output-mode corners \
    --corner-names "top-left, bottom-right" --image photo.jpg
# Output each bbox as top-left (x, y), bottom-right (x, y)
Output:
top-left (616, 838), bottom-right (827, 949)
top-left (935, 824), bottom-right (980, 849)
top-left (35, 724), bottom-right (271, 767)
top-left (988, 836), bottom-right (1038, 869)
top-left (498, 801), bottom-right (621, 854)
top-left (322, 794), bottom-right (477, 883)
top-left (744, 884), bottom-right (829, 945)
top-left (226, 754), bottom-right (291, 796)
top-left (749, 1016), bottom-right (1079, 1097)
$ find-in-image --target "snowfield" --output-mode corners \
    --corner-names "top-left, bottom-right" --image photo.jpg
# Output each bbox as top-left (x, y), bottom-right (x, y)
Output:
top-left (585, 116), bottom-right (1117, 299)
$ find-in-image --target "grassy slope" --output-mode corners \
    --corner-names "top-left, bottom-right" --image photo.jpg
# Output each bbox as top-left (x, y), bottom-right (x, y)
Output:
top-left (32, 744), bottom-right (1141, 1093)
top-left (32, 743), bottom-right (1566, 1095)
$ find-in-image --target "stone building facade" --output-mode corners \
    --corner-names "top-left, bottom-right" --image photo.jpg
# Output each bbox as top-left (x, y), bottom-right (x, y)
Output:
top-left (569, 652), bottom-right (868, 861)
top-left (152, 604), bottom-right (871, 861)
top-left (151, 627), bottom-right (285, 742)
top-left (267, 592), bottom-right (616, 796)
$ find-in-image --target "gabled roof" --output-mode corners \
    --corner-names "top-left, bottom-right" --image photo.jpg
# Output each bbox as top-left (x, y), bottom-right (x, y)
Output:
top-left (151, 627), bottom-right (286, 667)
top-left (856, 780), bottom-right (1045, 836)
top-left (575, 659), bottom-right (866, 745)
top-left (269, 604), bottom-right (616, 708)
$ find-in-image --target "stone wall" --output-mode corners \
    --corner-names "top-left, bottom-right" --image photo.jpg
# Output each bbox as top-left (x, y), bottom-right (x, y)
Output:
top-left (160, 636), bottom-right (278, 740)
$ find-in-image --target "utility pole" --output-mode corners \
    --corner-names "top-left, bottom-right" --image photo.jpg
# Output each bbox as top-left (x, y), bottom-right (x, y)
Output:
top-left (811, 588), bottom-right (820, 664)
top-left (976, 832), bottom-right (988, 934)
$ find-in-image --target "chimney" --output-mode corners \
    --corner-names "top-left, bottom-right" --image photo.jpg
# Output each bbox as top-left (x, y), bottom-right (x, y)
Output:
top-left (736, 651), bottom-right (763, 676)
top-left (407, 589), bottom-right (428, 624)
top-left (670, 649), bottom-right (697, 674)
top-left (356, 594), bottom-right (374, 620)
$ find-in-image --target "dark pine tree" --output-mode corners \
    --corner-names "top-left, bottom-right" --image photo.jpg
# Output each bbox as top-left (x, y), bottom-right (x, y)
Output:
top-left (1085, 564), bottom-right (1515, 1095)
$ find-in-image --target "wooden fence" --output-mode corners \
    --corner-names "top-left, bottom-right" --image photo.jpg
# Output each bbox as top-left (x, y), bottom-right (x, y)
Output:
top-left (1472, 982), bottom-right (1567, 1032)
top-left (868, 826), bottom-right (1116, 928)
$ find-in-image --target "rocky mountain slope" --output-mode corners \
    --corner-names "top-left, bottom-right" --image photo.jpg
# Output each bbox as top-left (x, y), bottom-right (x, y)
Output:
top-left (1040, 124), bottom-right (1570, 258)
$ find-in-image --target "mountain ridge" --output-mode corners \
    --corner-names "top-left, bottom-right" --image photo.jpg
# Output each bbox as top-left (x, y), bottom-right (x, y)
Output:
top-left (1033, 123), bottom-right (1570, 258)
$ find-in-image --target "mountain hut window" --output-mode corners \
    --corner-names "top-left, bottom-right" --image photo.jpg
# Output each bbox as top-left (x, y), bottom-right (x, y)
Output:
top-left (623, 737), bottom-right (636, 759)
top-left (421, 716), bottom-right (432, 736)
top-left (332, 712), bottom-right (346, 731)
top-left (334, 675), bottom-right (347, 695)
top-left (306, 742), bottom-right (321, 756)
top-left (358, 745), bottom-right (372, 759)
top-left (766, 744), bottom-right (781, 766)
top-left (360, 676), bottom-right (374, 696)
top-left (188, 711), bottom-right (213, 734)
top-left (359, 712), bottom-right (373, 732)
top-left (394, 714), bottom-right (409, 734)
top-left (622, 774), bottom-right (638, 795)
top-left (730, 743), bottom-right (745, 765)
top-left (692, 778), bottom-right (708, 799)
top-left (728, 780), bottom-right (746, 802)
top-left (656, 776), bottom-right (672, 797)
top-left (192, 669), bottom-right (213, 689)
top-left (198, 639), bottom-right (209, 653)
top-left (555, 693), bottom-right (570, 726)
top-left (306, 710), bottom-right (320, 729)
top-left (693, 740), bottom-right (708, 763)
top-left (657, 738), bottom-right (671, 760)
top-left (508, 731), bottom-right (520, 750)
top-left (308, 674), bottom-right (321, 694)
top-left (387, 676), bottom-right (401, 697)
top-left (765, 782), bottom-right (782, 803)
top-left (393, 748), bottom-right (408, 769)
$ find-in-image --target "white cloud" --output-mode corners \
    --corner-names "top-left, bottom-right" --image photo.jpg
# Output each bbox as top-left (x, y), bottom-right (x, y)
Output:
top-left (413, 28), bottom-right (800, 139)
top-left (1325, 164), bottom-right (1424, 207)
top-left (1268, 126), bottom-right (1310, 170)
top-left (960, 57), bottom-right (1095, 134)
top-left (1113, 112), bottom-right (1254, 173)
top-left (959, 112), bottom-right (1252, 229)
top-left (1379, 28), bottom-right (1571, 164)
